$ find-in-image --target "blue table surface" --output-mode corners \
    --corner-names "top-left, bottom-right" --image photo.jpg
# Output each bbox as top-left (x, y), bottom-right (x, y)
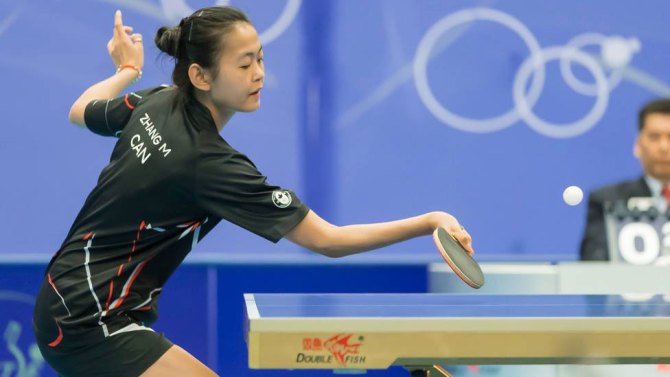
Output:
top-left (248, 294), bottom-right (670, 318)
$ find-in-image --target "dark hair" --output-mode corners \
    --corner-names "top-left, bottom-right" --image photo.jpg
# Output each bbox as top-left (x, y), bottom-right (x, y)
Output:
top-left (638, 98), bottom-right (670, 131)
top-left (154, 6), bottom-right (252, 100)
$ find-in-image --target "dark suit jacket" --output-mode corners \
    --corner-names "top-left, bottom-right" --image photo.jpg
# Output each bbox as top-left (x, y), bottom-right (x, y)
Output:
top-left (579, 177), bottom-right (652, 261)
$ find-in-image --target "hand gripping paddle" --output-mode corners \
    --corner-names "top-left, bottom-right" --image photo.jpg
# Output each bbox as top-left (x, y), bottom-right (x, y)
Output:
top-left (432, 227), bottom-right (485, 289)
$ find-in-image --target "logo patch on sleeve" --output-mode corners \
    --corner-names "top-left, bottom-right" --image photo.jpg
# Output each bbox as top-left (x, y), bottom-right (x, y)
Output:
top-left (272, 190), bottom-right (292, 208)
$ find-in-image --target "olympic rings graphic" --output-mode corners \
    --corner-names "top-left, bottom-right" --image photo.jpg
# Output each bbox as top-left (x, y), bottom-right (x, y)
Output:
top-left (159, 0), bottom-right (301, 45)
top-left (413, 7), bottom-right (640, 138)
top-left (560, 33), bottom-right (623, 96)
top-left (414, 8), bottom-right (545, 133)
top-left (514, 46), bottom-right (609, 138)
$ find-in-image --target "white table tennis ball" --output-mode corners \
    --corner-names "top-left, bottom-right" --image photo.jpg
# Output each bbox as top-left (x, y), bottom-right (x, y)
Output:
top-left (563, 186), bottom-right (583, 206)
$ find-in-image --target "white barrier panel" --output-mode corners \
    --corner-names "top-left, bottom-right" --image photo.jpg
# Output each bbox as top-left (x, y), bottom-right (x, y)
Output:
top-left (429, 262), bottom-right (670, 377)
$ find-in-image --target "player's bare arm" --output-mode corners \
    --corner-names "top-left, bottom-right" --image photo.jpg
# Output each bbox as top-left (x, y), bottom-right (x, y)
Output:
top-left (69, 10), bottom-right (144, 127)
top-left (286, 210), bottom-right (473, 258)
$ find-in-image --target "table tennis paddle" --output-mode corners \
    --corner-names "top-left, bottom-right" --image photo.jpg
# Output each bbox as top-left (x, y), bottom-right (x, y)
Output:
top-left (432, 227), bottom-right (485, 289)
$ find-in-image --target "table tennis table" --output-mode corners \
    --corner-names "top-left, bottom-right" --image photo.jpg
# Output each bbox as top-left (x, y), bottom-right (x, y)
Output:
top-left (244, 293), bottom-right (670, 376)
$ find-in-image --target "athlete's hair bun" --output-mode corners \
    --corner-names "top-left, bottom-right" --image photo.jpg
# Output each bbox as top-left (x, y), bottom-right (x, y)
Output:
top-left (155, 26), bottom-right (180, 58)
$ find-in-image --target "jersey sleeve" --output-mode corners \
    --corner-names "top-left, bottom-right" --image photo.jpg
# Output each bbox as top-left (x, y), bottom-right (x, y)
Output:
top-left (83, 86), bottom-right (169, 137)
top-left (195, 144), bottom-right (309, 243)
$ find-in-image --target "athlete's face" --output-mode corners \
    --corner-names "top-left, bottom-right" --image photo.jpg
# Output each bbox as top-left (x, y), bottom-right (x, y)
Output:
top-left (635, 113), bottom-right (670, 182)
top-left (209, 23), bottom-right (264, 113)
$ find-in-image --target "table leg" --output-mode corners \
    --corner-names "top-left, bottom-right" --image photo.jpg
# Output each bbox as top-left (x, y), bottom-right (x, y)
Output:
top-left (408, 369), bottom-right (428, 377)
top-left (407, 365), bottom-right (453, 377)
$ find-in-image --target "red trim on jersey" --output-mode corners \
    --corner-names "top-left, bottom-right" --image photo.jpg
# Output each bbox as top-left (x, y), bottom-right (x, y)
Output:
top-left (135, 226), bottom-right (142, 240)
top-left (83, 232), bottom-right (93, 240)
top-left (117, 221), bottom-right (145, 278)
top-left (105, 280), bottom-right (115, 310)
top-left (136, 305), bottom-right (152, 311)
top-left (47, 273), bottom-right (71, 317)
top-left (110, 261), bottom-right (147, 310)
top-left (124, 94), bottom-right (135, 109)
top-left (47, 273), bottom-right (61, 296)
top-left (48, 321), bottom-right (63, 347)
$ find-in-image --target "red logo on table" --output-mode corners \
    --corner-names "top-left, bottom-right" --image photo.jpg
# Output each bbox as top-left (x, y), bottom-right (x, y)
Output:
top-left (324, 334), bottom-right (362, 365)
top-left (298, 334), bottom-right (365, 366)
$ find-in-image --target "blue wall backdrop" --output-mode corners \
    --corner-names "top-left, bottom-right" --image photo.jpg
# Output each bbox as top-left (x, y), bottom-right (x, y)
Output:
top-left (3, 0), bottom-right (670, 258)
top-left (2, 0), bottom-right (670, 376)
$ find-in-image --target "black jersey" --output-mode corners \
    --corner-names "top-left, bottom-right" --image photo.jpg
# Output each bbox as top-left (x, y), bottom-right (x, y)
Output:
top-left (34, 86), bottom-right (309, 348)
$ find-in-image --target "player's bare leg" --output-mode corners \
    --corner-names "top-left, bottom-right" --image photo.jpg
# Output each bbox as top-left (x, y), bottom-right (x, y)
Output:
top-left (140, 345), bottom-right (218, 377)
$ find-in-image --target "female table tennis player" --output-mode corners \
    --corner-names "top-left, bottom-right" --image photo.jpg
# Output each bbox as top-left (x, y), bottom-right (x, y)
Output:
top-left (32, 6), bottom-right (473, 376)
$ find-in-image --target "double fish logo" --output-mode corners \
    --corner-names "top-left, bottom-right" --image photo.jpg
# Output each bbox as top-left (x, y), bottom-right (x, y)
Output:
top-left (323, 334), bottom-right (362, 366)
top-left (301, 334), bottom-right (364, 366)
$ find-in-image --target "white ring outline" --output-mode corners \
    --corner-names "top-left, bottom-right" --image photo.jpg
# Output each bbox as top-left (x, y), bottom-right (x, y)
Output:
top-left (158, 0), bottom-right (301, 45)
top-left (413, 7), bottom-right (545, 133)
top-left (257, 0), bottom-right (302, 45)
top-left (513, 46), bottom-right (609, 138)
top-left (559, 33), bottom-right (625, 96)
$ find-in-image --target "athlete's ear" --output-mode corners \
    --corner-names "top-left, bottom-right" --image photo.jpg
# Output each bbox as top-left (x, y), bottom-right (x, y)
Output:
top-left (188, 63), bottom-right (211, 92)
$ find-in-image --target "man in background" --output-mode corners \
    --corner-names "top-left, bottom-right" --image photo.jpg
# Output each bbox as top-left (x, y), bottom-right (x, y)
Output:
top-left (580, 99), bottom-right (670, 261)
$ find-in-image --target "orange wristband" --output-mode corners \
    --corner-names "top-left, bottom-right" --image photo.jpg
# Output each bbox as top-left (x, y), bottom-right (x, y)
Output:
top-left (116, 64), bottom-right (142, 83)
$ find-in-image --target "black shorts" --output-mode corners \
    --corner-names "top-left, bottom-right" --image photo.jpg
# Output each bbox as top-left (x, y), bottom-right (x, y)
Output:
top-left (35, 326), bottom-right (173, 377)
